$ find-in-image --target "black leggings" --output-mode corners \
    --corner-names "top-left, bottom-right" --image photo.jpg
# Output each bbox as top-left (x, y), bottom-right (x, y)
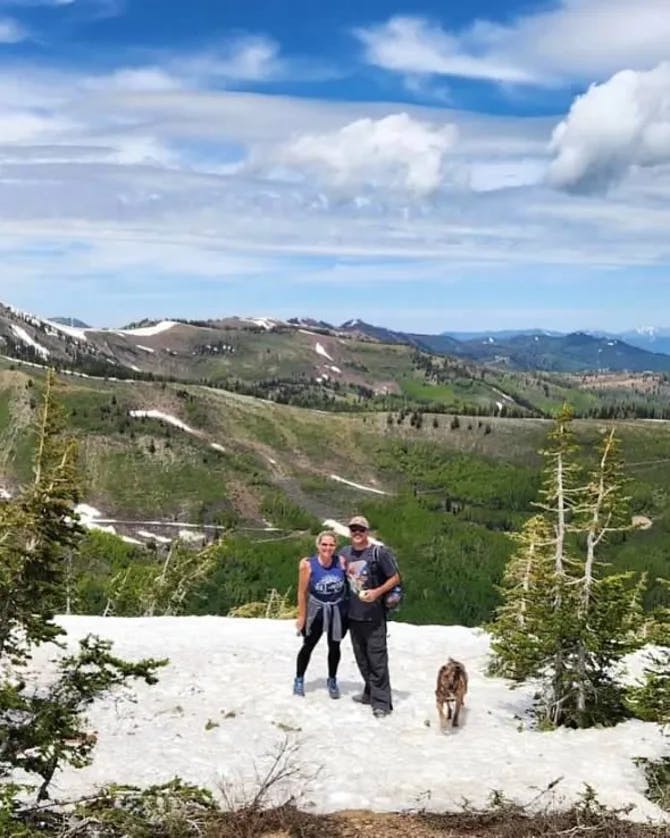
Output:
top-left (296, 613), bottom-right (343, 679)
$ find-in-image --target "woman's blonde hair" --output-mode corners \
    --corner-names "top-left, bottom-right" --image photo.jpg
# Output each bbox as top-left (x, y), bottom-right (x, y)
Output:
top-left (315, 529), bottom-right (338, 548)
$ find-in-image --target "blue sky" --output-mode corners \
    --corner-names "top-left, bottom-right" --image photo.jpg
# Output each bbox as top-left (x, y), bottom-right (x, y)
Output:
top-left (0, 0), bottom-right (668, 331)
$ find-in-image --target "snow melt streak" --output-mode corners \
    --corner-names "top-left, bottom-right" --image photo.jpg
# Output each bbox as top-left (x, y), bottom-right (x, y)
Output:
top-left (329, 474), bottom-right (387, 495)
top-left (10, 325), bottom-right (49, 358)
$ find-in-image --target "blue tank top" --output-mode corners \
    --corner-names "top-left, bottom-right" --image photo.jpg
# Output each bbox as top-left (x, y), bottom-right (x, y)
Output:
top-left (308, 555), bottom-right (346, 603)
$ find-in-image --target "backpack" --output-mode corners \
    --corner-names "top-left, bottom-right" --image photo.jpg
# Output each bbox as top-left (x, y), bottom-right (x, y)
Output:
top-left (370, 544), bottom-right (404, 614)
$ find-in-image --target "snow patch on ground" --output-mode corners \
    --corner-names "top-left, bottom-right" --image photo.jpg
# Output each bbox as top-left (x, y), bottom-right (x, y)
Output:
top-left (45, 320), bottom-right (88, 341)
top-left (137, 530), bottom-right (172, 544)
top-left (178, 529), bottom-right (206, 543)
top-left (136, 344), bottom-right (155, 354)
top-left (129, 410), bottom-right (196, 435)
top-left (10, 324), bottom-right (50, 358)
top-left (0, 487), bottom-right (12, 500)
top-left (490, 385), bottom-right (515, 403)
top-left (329, 474), bottom-right (388, 495)
top-left (128, 409), bottom-right (227, 455)
top-left (322, 518), bottom-right (350, 537)
top-left (243, 317), bottom-right (277, 331)
top-left (75, 504), bottom-right (117, 536)
top-left (329, 365), bottom-right (341, 374)
top-left (36, 616), bottom-right (668, 821)
top-left (115, 321), bottom-right (179, 337)
top-left (315, 342), bottom-right (333, 361)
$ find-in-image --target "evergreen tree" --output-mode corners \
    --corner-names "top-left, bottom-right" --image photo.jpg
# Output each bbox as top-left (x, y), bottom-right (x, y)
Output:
top-left (0, 371), bottom-right (165, 805)
top-left (628, 579), bottom-right (670, 726)
top-left (488, 515), bottom-right (555, 681)
top-left (489, 408), bottom-right (647, 728)
top-left (0, 370), bottom-right (82, 661)
top-left (567, 428), bottom-right (645, 726)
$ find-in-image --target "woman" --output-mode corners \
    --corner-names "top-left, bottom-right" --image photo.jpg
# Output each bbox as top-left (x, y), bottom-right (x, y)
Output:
top-left (293, 530), bottom-right (348, 699)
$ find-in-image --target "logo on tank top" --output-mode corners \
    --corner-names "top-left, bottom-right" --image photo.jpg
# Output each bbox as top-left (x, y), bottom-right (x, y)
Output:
top-left (314, 573), bottom-right (344, 596)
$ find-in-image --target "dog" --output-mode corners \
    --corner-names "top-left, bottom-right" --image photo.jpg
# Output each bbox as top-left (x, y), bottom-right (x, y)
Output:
top-left (435, 658), bottom-right (468, 731)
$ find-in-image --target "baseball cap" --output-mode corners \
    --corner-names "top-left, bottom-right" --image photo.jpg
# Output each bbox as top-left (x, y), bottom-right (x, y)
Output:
top-left (348, 515), bottom-right (370, 529)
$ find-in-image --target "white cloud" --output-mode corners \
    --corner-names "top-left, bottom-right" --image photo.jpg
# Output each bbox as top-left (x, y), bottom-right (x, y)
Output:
top-left (356, 17), bottom-right (536, 85)
top-left (83, 67), bottom-right (184, 93)
top-left (357, 1), bottom-right (670, 87)
top-left (275, 113), bottom-right (458, 196)
top-left (548, 62), bottom-right (670, 192)
top-left (0, 64), bottom-right (666, 288)
top-left (0, 16), bottom-right (25, 41)
top-left (179, 35), bottom-right (283, 83)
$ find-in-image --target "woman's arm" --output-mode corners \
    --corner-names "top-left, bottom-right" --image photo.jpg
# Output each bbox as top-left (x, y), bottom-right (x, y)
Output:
top-left (296, 558), bottom-right (311, 632)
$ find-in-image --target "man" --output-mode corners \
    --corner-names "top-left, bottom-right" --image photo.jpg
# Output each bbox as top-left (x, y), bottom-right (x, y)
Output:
top-left (341, 515), bottom-right (400, 718)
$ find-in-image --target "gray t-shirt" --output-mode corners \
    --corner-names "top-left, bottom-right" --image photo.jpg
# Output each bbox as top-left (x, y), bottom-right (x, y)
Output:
top-left (341, 543), bottom-right (398, 623)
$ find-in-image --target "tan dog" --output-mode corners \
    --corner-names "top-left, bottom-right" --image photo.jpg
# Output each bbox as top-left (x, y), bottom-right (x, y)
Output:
top-left (435, 658), bottom-right (468, 731)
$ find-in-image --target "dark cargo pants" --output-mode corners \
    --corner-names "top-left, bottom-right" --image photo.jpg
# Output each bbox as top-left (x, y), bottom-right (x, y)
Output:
top-left (349, 618), bottom-right (393, 712)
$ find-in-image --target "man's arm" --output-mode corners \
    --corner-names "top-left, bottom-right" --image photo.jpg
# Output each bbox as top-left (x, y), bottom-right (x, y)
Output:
top-left (360, 547), bottom-right (400, 603)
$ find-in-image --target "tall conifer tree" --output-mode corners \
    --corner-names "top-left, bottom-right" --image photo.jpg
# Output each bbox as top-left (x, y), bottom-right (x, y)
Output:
top-left (489, 408), bottom-right (647, 728)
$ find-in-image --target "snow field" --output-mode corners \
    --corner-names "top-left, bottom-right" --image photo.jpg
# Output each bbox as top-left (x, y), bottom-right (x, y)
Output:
top-left (31, 616), bottom-right (668, 822)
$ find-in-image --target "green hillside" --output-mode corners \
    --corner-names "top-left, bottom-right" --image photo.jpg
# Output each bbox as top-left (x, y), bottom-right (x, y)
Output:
top-left (1, 363), bottom-right (669, 626)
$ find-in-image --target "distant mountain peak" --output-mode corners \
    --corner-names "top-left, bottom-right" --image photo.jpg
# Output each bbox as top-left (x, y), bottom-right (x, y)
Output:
top-left (49, 316), bottom-right (91, 328)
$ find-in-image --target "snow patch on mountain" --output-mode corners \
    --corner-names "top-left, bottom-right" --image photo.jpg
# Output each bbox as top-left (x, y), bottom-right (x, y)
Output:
top-left (116, 321), bottom-right (179, 337)
top-left (329, 474), bottom-right (388, 495)
top-left (128, 410), bottom-right (196, 435)
top-left (315, 342), bottom-right (333, 361)
top-left (10, 324), bottom-right (50, 358)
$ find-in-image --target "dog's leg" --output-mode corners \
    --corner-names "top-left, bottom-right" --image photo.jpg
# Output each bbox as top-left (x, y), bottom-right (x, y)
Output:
top-left (437, 700), bottom-right (447, 731)
top-left (452, 698), bottom-right (462, 728)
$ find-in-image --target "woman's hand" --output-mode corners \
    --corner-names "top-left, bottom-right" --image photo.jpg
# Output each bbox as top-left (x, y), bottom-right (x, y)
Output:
top-left (295, 615), bottom-right (305, 633)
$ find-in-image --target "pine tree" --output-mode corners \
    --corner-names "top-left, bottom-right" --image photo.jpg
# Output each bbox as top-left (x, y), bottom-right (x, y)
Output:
top-left (488, 515), bottom-right (555, 681)
top-left (489, 409), bottom-right (647, 728)
top-left (566, 428), bottom-right (645, 726)
top-left (0, 370), bottom-right (166, 804)
top-left (628, 579), bottom-right (670, 726)
top-left (0, 370), bottom-right (82, 661)
top-left (531, 405), bottom-right (583, 726)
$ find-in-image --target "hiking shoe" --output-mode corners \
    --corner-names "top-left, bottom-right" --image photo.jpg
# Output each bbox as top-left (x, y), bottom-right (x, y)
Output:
top-left (373, 708), bottom-right (391, 718)
top-left (352, 693), bottom-right (371, 705)
top-left (327, 678), bottom-right (340, 700)
top-left (293, 677), bottom-right (305, 697)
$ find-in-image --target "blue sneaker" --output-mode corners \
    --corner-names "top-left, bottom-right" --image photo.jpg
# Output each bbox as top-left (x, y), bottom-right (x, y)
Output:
top-left (327, 677), bottom-right (340, 699)
top-left (293, 677), bottom-right (305, 697)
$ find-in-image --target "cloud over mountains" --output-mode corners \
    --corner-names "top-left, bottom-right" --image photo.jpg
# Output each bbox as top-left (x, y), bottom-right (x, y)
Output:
top-left (548, 62), bottom-right (670, 192)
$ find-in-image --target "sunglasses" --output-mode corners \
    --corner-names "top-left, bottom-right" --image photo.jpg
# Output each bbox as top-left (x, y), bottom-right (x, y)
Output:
top-left (349, 526), bottom-right (368, 533)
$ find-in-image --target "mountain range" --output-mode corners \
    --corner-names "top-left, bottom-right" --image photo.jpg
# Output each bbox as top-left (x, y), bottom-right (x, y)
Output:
top-left (339, 321), bottom-right (670, 373)
top-left (443, 327), bottom-right (670, 357)
top-left (2, 302), bottom-right (670, 382)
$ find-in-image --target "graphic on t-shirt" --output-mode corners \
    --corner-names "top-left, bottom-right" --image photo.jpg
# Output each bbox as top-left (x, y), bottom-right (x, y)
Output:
top-left (347, 559), bottom-right (369, 594)
top-left (313, 572), bottom-right (345, 597)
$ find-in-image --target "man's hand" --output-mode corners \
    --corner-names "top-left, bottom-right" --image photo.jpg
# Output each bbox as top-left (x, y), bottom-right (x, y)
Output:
top-left (359, 588), bottom-right (381, 603)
